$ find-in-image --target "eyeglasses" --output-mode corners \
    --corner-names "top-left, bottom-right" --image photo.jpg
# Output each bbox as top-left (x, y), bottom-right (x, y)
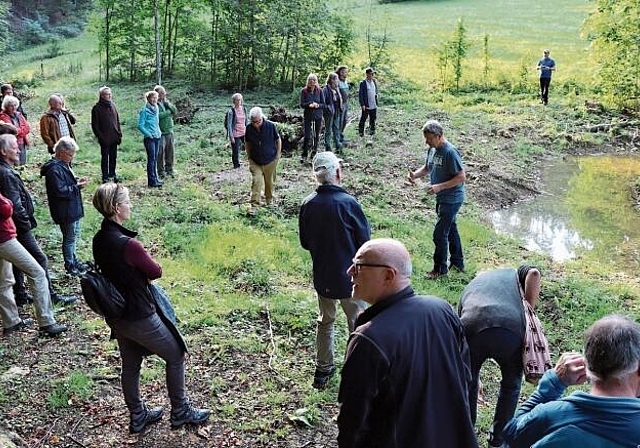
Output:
top-left (351, 262), bottom-right (393, 275)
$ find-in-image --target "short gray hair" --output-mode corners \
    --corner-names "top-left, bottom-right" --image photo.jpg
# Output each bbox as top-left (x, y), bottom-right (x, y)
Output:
top-left (249, 106), bottom-right (264, 120)
top-left (314, 167), bottom-right (338, 185)
top-left (231, 93), bottom-right (243, 102)
top-left (306, 73), bottom-right (318, 83)
top-left (0, 134), bottom-right (17, 152)
top-left (422, 120), bottom-right (444, 136)
top-left (54, 136), bottom-right (78, 155)
top-left (585, 314), bottom-right (640, 382)
top-left (98, 86), bottom-right (111, 96)
top-left (1, 95), bottom-right (19, 110)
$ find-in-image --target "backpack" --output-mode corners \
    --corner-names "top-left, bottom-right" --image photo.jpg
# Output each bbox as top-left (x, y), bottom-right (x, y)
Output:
top-left (80, 262), bottom-right (126, 319)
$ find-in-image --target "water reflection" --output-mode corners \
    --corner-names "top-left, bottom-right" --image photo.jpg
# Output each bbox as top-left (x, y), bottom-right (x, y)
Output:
top-left (490, 155), bottom-right (640, 263)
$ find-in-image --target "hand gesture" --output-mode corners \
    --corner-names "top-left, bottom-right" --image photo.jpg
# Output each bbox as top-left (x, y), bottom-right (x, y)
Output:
top-left (554, 352), bottom-right (588, 386)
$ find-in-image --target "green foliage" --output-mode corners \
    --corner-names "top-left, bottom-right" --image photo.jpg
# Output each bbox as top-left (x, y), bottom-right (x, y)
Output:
top-left (46, 372), bottom-right (94, 409)
top-left (435, 18), bottom-right (471, 92)
top-left (582, 0), bottom-right (640, 109)
top-left (95, 0), bottom-right (354, 88)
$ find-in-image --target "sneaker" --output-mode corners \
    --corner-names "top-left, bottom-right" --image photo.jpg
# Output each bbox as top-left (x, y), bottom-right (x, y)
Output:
top-left (426, 270), bottom-right (447, 280)
top-left (130, 405), bottom-right (164, 433)
top-left (3, 318), bottom-right (35, 336)
top-left (170, 401), bottom-right (211, 428)
top-left (39, 323), bottom-right (68, 337)
top-left (52, 294), bottom-right (78, 306)
top-left (312, 367), bottom-right (336, 390)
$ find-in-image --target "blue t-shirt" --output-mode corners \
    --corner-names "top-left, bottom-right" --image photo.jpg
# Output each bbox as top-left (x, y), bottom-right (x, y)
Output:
top-left (538, 57), bottom-right (555, 79)
top-left (426, 141), bottom-right (465, 204)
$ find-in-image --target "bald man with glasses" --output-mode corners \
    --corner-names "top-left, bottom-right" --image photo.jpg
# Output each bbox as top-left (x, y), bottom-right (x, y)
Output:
top-left (337, 238), bottom-right (478, 448)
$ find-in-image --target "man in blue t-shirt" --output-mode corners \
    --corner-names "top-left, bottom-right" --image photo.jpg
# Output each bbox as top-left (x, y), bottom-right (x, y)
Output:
top-left (408, 120), bottom-right (466, 279)
top-left (536, 49), bottom-right (556, 105)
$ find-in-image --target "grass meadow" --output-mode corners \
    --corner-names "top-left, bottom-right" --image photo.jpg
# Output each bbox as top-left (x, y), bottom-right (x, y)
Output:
top-left (0, 0), bottom-right (638, 446)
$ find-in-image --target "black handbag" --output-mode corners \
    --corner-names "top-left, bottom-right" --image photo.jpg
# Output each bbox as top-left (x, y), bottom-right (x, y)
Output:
top-left (80, 262), bottom-right (126, 319)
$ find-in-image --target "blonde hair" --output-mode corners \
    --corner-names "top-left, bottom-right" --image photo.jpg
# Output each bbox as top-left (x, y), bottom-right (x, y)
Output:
top-left (93, 183), bottom-right (129, 218)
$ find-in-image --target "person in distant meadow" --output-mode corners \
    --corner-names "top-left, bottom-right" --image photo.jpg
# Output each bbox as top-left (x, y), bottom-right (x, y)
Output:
top-left (407, 119), bottom-right (466, 279)
top-left (536, 49), bottom-right (556, 105)
top-left (91, 86), bottom-right (122, 183)
top-left (137, 90), bottom-right (163, 188)
top-left (154, 85), bottom-right (178, 178)
top-left (226, 93), bottom-right (249, 169)
top-left (40, 94), bottom-right (76, 154)
top-left (358, 67), bottom-right (378, 137)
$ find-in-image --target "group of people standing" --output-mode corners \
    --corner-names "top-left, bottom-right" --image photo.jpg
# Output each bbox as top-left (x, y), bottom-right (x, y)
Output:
top-left (298, 111), bottom-right (639, 446)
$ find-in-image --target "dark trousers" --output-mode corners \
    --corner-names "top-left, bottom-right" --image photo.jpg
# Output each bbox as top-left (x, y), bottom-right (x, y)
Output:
top-left (358, 108), bottom-right (377, 135)
top-left (13, 230), bottom-right (55, 299)
top-left (540, 77), bottom-right (551, 104)
top-left (100, 143), bottom-right (118, 181)
top-left (467, 327), bottom-right (523, 447)
top-left (231, 136), bottom-right (245, 168)
top-left (111, 313), bottom-right (186, 414)
top-left (303, 117), bottom-right (322, 156)
top-left (433, 201), bottom-right (463, 274)
top-left (144, 137), bottom-right (161, 186)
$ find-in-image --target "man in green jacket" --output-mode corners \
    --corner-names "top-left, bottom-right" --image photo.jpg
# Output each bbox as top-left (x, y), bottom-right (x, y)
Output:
top-left (154, 85), bottom-right (178, 178)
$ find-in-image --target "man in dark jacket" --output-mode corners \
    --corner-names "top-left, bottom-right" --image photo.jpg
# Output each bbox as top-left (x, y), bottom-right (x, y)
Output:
top-left (244, 107), bottom-right (281, 216)
top-left (337, 238), bottom-right (478, 448)
top-left (0, 135), bottom-right (76, 307)
top-left (40, 137), bottom-right (88, 276)
top-left (358, 67), bottom-right (378, 137)
top-left (299, 151), bottom-right (370, 389)
top-left (91, 86), bottom-right (122, 183)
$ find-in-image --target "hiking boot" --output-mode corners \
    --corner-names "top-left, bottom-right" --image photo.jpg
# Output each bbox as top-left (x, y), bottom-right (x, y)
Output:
top-left (312, 366), bottom-right (336, 390)
top-left (170, 401), bottom-right (211, 428)
top-left (40, 323), bottom-right (68, 337)
top-left (129, 405), bottom-right (164, 433)
top-left (52, 294), bottom-right (78, 306)
top-left (3, 318), bottom-right (35, 336)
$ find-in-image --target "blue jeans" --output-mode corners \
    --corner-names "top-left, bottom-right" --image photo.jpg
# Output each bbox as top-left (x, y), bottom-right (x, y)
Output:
top-left (467, 327), bottom-right (523, 447)
top-left (323, 112), bottom-right (342, 151)
top-left (144, 137), bottom-right (161, 185)
top-left (231, 136), bottom-right (244, 168)
top-left (60, 220), bottom-right (80, 272)
top-left (433, 201), bottom-right (463, 274)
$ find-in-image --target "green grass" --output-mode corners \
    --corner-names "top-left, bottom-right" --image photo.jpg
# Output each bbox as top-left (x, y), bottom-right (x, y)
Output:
top-left (0, 1), bottom-right (638, 445)
top-left (332, 0), bottom-right (592, 88)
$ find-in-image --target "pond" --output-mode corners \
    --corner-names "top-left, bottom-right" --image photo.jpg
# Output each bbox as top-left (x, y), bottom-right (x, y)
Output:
top-left (490, 155), bottom-right (640, 271)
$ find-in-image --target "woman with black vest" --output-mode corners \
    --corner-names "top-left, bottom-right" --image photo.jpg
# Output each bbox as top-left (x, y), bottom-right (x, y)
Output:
top-left (92, 183), bottom-right (210, 433)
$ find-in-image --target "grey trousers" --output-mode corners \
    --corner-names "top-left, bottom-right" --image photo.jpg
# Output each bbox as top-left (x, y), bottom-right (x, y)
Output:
top-left (316, 295), bottom-right (365, 372)
top-left (111, 313), bottom-right (186, 413)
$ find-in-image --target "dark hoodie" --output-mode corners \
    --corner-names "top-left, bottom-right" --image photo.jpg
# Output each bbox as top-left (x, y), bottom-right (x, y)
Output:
top-left (503, 369), bottom-right (640, 447)
top-left (40, 158), bottom-right (84, 225)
